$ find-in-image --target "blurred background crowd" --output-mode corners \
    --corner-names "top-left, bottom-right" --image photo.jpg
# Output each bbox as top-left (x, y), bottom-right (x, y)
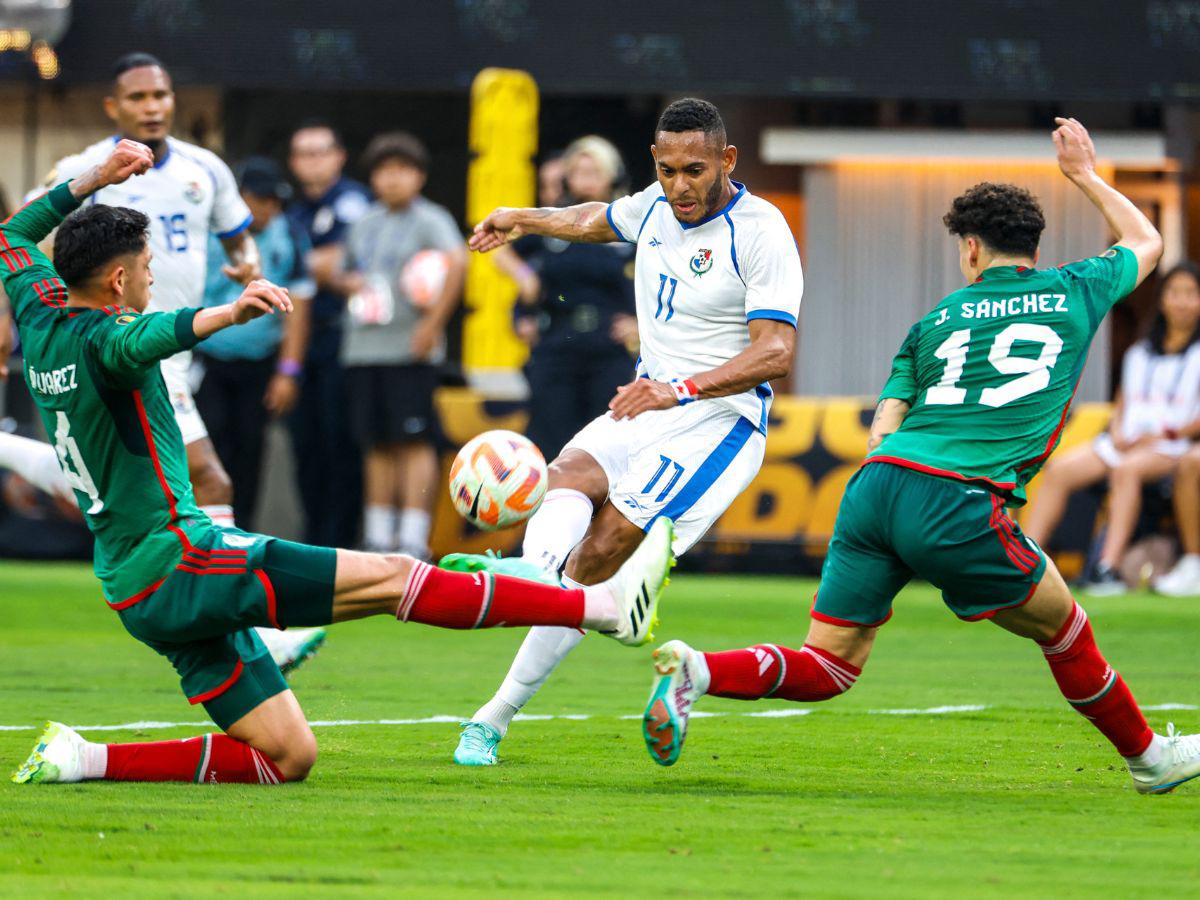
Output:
top-left (2, 0), bottom-right (1200, 596)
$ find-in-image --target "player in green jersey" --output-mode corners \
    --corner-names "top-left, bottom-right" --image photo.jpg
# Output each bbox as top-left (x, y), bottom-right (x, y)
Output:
top-left (7, 140), bottom-right (673, 786)
top-left (641, 118), bottom-right (1200, 795)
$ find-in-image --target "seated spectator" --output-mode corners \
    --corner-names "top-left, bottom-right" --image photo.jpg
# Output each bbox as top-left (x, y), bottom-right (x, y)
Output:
top-left (1025, 262), bottom-right (1200, 595)
top-left (194, 157), bottom-right (315, 528)
top-left (337, 133), bottom-right (467, 556)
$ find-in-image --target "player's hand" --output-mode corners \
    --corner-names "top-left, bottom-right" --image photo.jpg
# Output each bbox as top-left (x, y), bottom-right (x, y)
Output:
top-left (230, 279), bottom-right (293, 324)
top-left (609, 378), bottom-right (678, 420)
top-left (609, 313), bottom-right (639, 353)
top-left (263, 372), bottom-right (300, 417)
top-left (222, 258), bottom-right (263, 285)
top-left (468, 208), bottom-right (525, 253)
top-left (1053, 117), bottom-right (1097, 181)
top-left (101, 139), bottom-right (154, 186)
top-left (410, 317), bottom-right (442, 360)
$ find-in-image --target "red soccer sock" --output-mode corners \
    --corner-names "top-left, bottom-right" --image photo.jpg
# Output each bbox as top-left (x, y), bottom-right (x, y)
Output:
top-left (105, 733), bottom-right (285, 784)
top-left (1039, 601), bottom-right (1154, 757)
top-left (704, 643), bottom-right (860, 701)
top-left (398, 561), bottom-right (586, 630)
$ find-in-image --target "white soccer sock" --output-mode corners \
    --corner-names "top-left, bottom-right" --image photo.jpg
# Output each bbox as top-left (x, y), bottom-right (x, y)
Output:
top-left (396, 507), bottom-right (432, 557)
top-left (365, 504), bottom-right (398, 552)
top-left (0, 432), bottom-right (72, 501)
top-left (81, 741), bottom-right (108, 780)
top-left (200, 504), bottom-right (235, 527)
top-left (1126, 733), bottom-right (1167, 771)
top-left (521, 488), bottom-right (594, 575)
top-left (474, 575), bottom-right (591, 736)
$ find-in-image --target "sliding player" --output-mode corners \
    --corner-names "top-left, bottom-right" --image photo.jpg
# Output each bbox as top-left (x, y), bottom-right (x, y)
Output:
top-left (7, 140), bottom-right (671, 786)
top-left (641, 118), bottom-right (1200, 795)
top-left (0, 51), bottom-right (326, 672)
top-left (448, 98), bottom-right (803, 765)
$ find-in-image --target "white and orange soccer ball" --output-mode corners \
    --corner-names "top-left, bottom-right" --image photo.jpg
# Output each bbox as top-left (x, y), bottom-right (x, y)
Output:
top-left (400, 249), bottom-right (451, 308)
top-left (449, 430), bottom-right (547, 531)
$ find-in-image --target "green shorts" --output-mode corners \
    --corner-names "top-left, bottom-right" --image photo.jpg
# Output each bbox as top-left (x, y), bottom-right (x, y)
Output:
top-left (814, 461), bottom-right (1047, 627)
top-left (115, 526), bottom-right (337, 730)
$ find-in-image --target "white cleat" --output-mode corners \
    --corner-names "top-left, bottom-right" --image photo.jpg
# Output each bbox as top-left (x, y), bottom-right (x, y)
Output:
top-left (255, 626), bottom-right (328, 676)
top-left (1153, 554), bottom-right (1200, 597)
top-left (1130, 724), bottom-right (1200, 795)
top-left (598, 517), bottom-right (675, 647)
top-left (642, 639), bottom-right (709, 767)
top-left (11, 721), bottom-right (87, 784)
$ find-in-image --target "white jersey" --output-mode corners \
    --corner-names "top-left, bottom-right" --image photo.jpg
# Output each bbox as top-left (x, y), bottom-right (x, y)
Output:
top-left (606, 180), bottom-right (803, 432)
top-left (53, 136), bottom-right (252, 314)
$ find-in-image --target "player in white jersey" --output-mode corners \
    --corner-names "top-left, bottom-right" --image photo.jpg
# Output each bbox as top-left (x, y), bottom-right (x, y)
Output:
top-left (445, 99), bottom-right (803, 765)
top-left (0, 53), bottom-right (324, 673)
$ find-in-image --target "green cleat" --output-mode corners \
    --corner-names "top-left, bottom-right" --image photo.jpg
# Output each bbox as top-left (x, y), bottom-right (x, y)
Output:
top-left (439, 550), bottom-right (560, 586)
top-left (643, 639), bottom-right (707, 767)
top-left (454, 721), bottom-right (502, 766)
top-left (12, 721), bottom-right (87, 784)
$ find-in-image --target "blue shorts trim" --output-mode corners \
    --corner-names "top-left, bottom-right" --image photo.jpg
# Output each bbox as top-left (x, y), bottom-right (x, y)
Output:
top-left (645, 416), bottom-right (756, 531)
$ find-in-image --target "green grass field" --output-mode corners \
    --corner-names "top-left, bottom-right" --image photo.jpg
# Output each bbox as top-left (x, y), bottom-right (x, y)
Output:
top-left (1, 562), bottom-right (1198, 898)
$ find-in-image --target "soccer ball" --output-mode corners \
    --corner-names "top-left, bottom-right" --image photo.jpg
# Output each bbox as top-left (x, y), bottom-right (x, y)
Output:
top-left (449, 430), bottom-right (548, 531)
top-left (400, 249), bottom-right (451, 308)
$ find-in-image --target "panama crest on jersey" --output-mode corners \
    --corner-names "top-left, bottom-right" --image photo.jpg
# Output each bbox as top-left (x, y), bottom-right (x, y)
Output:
top-left (690, 248), bottom-right (713, 277)
top-left (184, 181), bottom-right (205, 204)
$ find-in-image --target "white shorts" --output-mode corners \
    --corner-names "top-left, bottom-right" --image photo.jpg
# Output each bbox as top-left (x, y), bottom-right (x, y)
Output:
top-left (563, 402), bottom-right (766, 554)
top-left (160, 351), bottom-right (208, 445)
top-left (1093, 432), bottom-right (1189, 468)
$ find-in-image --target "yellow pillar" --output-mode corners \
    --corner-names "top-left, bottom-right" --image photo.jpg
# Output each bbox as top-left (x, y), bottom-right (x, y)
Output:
top-left (463, 68), bottom-right (538, 393)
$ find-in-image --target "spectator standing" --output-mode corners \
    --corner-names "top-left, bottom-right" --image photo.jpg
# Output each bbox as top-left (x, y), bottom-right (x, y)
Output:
top-left (1025, 262), bottom-right (1200, 594)
top-left (495, 136), bottom-right (637, 459)
top-left (338, 133), bottom-right (467, 556)
top-left (287, 121), bottom-right (371, 547)
top-left (194, 158), bottom-right (315, 529)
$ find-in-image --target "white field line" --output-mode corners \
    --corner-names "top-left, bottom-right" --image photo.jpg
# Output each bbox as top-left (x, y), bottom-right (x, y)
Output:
top-left (0, 702), bottom-right (1194, 734)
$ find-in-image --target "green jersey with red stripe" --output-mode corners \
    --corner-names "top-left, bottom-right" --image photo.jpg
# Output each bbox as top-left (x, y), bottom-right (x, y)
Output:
top-left (1, 183), bottom-right (210, 604)
top-left (870, 246), bottom-right (1139, 505)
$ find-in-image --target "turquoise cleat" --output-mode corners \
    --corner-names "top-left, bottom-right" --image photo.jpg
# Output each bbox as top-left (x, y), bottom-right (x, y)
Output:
top-left (454, 721), bottom-right (502, 766)
top-left (438, 550), bottom-right (559, 586)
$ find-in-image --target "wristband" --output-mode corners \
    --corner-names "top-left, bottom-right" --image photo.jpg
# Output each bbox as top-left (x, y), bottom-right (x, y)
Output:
top-left (669, 378), bottom-right (700, 405)
top-left (276, 359), bottom-right (303, 378)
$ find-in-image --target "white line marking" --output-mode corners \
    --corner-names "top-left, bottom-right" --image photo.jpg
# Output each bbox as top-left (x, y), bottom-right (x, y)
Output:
top-left (0, 702), bottom-right (1192, 734)
top-left (869, 705), bottom-right (988, 715)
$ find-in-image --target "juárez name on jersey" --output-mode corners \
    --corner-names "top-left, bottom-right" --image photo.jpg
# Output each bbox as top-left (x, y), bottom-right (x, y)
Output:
top-left (961, 293), bottom-right (1068, 319)
top-left (27, 364), bottom-right (78, 396)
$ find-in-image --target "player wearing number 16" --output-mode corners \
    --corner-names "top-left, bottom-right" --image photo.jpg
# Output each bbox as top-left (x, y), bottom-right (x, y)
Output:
top-left (644, 118), bottom-right (1200, 795)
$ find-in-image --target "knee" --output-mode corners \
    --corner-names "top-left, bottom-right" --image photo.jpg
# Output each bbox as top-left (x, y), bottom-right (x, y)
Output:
top-left (1108, 462), bottom-right (1141, 487)
top-left (274, 729), bottom-right (318, 782)
top-left (1180, 453), bottom-right (1200, 477)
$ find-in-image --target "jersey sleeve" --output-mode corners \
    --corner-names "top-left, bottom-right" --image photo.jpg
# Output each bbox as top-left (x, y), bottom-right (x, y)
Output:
top-left (206, 152), bottom-right (253, 239)
top-left (878, 323), bottom-right (921, 405)
top-left (605, 182), bottom-right (662, 244)
top-left (92, 308), bottom-right (202, 385)
top-left (0, 183), bottom-right (81, 317)
top-left (1059, 245), bottom-right (1139, 319)
top-left (741, 209), bottom-right (803, 327)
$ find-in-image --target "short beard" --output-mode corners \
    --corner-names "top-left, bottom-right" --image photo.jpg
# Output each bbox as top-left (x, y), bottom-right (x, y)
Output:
top-left (701, 176), bottom-right (724, 217)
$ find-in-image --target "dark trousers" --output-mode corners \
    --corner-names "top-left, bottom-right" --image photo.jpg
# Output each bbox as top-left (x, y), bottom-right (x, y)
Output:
top-left (194, 353), bottom-right (275, 529)
top-left (525, 346), bottom-right (635, 461)
top-left (288, 327), bottom-right (363, 547)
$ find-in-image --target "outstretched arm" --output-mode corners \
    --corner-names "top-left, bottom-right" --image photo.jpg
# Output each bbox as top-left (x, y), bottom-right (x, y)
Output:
top-left (468, 202), bottom-right (617, 252)
top-left (99, 281), bottom-right (292, 380)
top-left (1054, 117), bottom-right (1162, 287)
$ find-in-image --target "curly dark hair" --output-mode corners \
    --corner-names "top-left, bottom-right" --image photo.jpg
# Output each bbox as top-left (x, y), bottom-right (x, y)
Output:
top-left (54, 205), bottom-right (150, 287)
top-left (656, 98), bottom-right (726, 146)
top-left (942, 182), bottom-right (1045, 257)
top-left (362, 131), bottom-right (429, 175)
